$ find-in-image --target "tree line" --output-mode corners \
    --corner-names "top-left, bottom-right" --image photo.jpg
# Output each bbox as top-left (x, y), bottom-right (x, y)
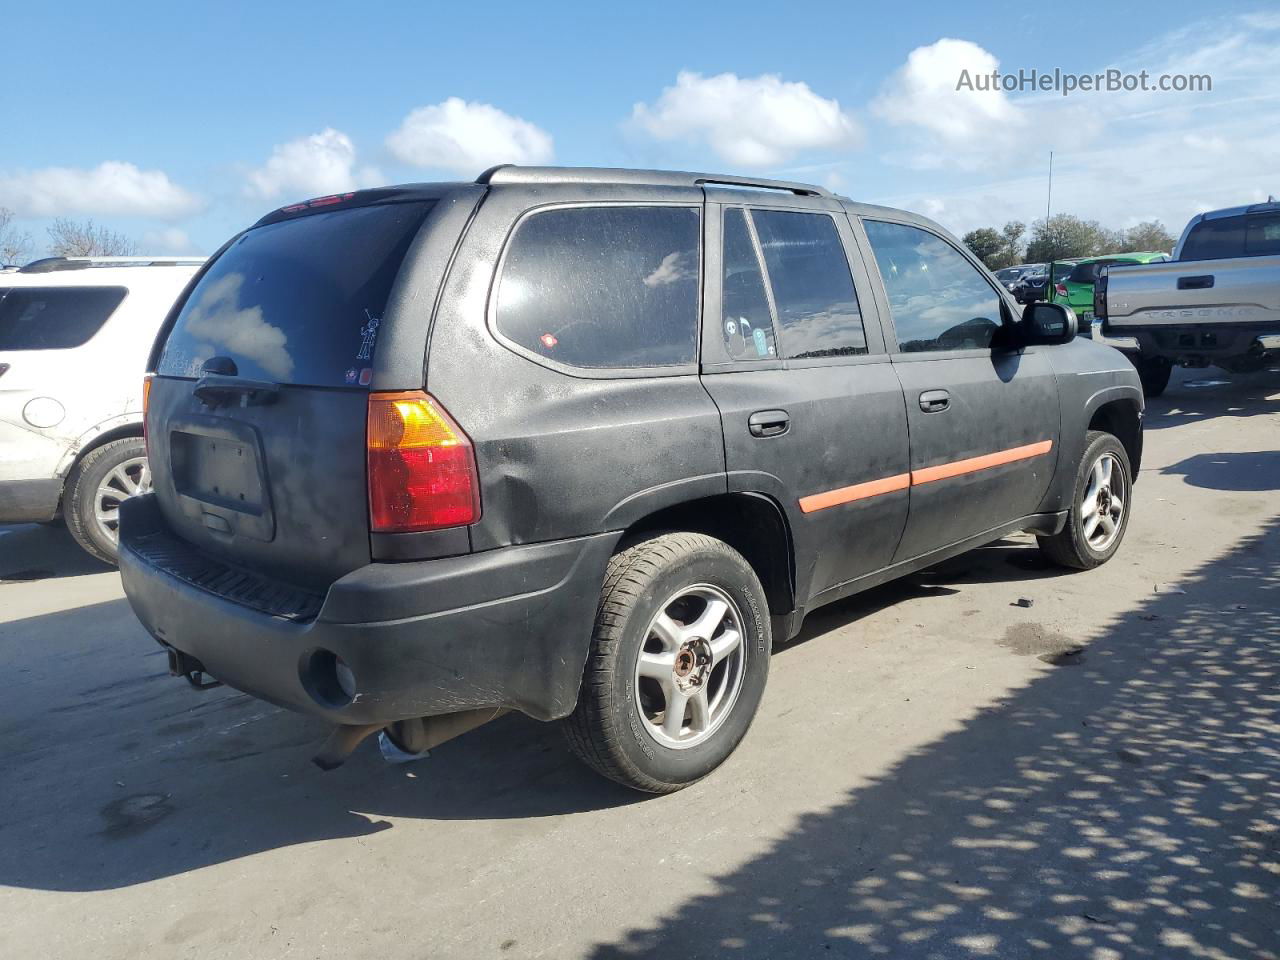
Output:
top-left (962, 215), bottom-right (1177, 270)
top-left (1, 207), bottom-right (137, 265)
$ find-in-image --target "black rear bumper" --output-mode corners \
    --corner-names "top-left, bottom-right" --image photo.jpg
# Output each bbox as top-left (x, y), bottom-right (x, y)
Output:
top-left (118, 495), bottom-right (619, 724)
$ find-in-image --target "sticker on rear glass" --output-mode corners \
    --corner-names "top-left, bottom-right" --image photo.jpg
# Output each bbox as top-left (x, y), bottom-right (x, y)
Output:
top-left (345, 368), bottom-right (358, 384)
top-left (357, 310), bottom-right (381, 361)
top-left (540, 333), bottom-right (558, 349)
top-left (753, 328), bottom-right (768, 357)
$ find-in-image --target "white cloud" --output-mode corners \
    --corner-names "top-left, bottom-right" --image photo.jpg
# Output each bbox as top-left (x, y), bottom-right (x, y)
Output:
top-left (869, 15), bottom-right (1280, 238)
top-left (630, 71), bottom-right (861, 167)
top-left (872, 39), bottom-right (1042, 170)
top-left (246, 128), bottom-right (381, 199)
top-left (0, 162), bottom-right (202, 219)
top-left (386, 98), bottom-right (554, 173)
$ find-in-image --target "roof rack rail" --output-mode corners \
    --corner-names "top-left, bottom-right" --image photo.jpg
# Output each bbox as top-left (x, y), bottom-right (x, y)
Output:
top-left (20, 256), bottom-right (206, 274)
top-left (476, 164), bottom-right (831, 198)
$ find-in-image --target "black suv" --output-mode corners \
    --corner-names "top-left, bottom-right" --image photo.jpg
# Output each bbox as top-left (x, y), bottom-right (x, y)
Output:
top-left (120, 166), bottom-right (1143, 793)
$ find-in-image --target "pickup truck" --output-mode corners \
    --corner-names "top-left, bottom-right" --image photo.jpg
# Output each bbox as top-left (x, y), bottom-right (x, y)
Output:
top-left (1095, 200), bottom-right (1280, 396)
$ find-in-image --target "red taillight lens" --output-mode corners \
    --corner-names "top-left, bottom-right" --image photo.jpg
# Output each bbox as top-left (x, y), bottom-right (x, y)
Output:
top-left (366, 391), bottom-right (480, 533)
top-left (1054, 283), bottom-right (1068, 298)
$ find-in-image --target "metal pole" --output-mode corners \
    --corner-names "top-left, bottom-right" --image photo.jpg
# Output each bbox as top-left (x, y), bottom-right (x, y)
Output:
top-left (1046, 151), bottom-right (1053, 224)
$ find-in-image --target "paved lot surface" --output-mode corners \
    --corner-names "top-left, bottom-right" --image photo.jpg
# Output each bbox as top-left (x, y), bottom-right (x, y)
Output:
top-left (1, 367), bottom-right (1277, 960)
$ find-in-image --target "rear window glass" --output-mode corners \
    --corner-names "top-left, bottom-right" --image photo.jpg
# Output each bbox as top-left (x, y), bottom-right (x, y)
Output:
top-left (157, 201), bottom-right (433, 386)
top-left (0, 286), bottom-right (127, 350)
top-left (1181, 213), bottom-right (1280, 260)
top-left (494, 205), bottom-right (700, 369)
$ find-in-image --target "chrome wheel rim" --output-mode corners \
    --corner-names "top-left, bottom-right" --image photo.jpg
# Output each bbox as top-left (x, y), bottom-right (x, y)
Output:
top-left (633, 584), bottom-right (746, 750)
top-left (94, 456), bottom-right (151, 545)
top-left (1081, 453), bottom-right (1124, 551)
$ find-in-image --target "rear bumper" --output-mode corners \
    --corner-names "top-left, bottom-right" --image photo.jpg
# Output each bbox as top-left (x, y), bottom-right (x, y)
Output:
top-left (118, 495), bottom-right (619, 725)
top-left (0, 477), bottom-right (62, 523)
top-left (1100, 323), bottom-right (1280, 363)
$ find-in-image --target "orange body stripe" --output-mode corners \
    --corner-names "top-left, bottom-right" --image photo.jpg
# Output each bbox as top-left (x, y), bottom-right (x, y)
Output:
top-left (909, 439), bottom-right (1053, 486)
top-left (798, 439), bottom-right (1053, 512)
top-left (798, 473), bottom-right (911, 513)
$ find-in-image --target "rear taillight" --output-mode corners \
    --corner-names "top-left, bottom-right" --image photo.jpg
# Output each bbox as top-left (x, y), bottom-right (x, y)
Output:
top-left (366, 391), bottom-right (480, 533)
top-left (142, 375), bottom-right (153, 460)
top-left (1054, 283), bottom-right (1068, 298)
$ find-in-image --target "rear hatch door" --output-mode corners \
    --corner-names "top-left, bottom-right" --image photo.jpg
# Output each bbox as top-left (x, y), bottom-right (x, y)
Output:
top-left (147, 199), bottom-right (435, 590)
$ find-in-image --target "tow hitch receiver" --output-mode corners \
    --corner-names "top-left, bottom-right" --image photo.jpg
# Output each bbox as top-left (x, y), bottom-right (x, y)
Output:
top-left (165, 647), bottom-right (222, 691)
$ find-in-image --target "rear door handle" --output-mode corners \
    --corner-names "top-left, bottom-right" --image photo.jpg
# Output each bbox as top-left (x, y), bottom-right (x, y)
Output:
top-left (919, 390), bottom-right (950, 413)
top-left (748, 409), bottom-right (790, 438)
top-left (1177, 274), bottom-right (1214, 290)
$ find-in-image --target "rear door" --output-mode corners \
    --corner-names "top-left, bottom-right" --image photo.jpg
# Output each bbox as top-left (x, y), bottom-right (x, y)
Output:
top-left (147, 199), bottom-right (438, 590)
top-left (856, 217), bottom-right (1061, 562)
top-left (700, 194), bottom-right (909, 607)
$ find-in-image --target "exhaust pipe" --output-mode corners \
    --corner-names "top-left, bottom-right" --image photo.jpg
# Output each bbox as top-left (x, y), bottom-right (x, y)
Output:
top-left (311, 707), bottom-right (509, 771)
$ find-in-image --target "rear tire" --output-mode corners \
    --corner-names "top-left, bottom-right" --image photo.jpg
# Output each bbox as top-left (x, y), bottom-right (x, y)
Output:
top-left (1038, 431), bottom-right (1132, 571)
top-left (562, 533), bottom-right (771, 794)
top-left (1135, 357), bottom-right (1172, 398)
top-left (65, 438), bottom-right (150, 565)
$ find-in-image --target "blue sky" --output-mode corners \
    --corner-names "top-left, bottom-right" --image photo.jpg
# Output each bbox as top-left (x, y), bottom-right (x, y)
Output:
top-left (3, 0), bottom-right (1277, 257)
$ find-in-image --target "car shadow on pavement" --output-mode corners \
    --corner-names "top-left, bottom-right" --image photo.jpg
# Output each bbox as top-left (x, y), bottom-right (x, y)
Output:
top-left (1142, 368), bottom-right (1280, 431)
top-left (0, 522), bottom-right (112, 581)
top-left (2, 524), bottom-right (1275, 925)
top-left (1162, 451), bottom-right (1280, 492)
top-left (0, 591), bottom-right (646, 893)
top-left (584, 517), bottom-right (1280, 960)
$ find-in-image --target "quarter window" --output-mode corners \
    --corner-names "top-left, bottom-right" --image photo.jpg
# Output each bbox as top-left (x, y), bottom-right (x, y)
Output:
top-left (752, 210), bottom-right (867, 359)
top-left (495, 206), bottom-right (700, 369)
top-left (863, 220), bottom-right (1004, 353)
top-left (721, 208), bottom-right (777, 360)
top-left (0, 286), bottom-right (127, 350)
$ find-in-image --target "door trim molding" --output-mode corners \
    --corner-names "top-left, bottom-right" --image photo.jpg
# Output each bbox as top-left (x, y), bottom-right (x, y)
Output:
top-left (798, 439), bottom-right (1054, 512)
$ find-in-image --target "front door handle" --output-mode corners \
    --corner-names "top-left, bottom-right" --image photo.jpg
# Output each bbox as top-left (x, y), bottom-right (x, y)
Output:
top-left (919, 390), bottom-right (950, 413)
top-left (748, 409), bottom-right (790, 438)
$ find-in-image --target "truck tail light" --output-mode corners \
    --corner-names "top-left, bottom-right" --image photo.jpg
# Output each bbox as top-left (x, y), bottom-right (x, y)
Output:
top-left (142, 375), bottom-right (153, 460)
top-left (1094, 270), bottom-right (1108, 321)
top-left (366, 391), bottom-right (480, 533)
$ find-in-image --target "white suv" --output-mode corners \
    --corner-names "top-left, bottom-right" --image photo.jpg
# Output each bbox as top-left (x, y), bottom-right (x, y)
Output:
top-left (0, 256), bottom-right (203, 562)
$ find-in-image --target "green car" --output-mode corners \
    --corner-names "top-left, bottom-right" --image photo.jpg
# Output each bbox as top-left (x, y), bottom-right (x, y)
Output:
top-left (1048, 251), bottom-right (1170, 332)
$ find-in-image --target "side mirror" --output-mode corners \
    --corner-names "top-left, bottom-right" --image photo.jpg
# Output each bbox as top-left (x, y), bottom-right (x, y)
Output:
top-left (1021, 301), bottom-right (1078, 345)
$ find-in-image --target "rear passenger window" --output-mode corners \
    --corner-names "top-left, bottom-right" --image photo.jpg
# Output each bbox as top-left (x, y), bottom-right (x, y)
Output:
top-left (721, 208), bottom-right (777, 360)
top-left (863, 220), bottom-right (1003, 353)
top-left (751, 210), bottom-right (867, 359)
top-left (0, 286), bottom-right (127, 350)
top-left (495, 206), bottom-right (700, 369)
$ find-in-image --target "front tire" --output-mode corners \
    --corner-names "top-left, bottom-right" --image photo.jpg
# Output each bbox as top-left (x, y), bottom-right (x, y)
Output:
top-left (1038, 430), bottom-right (1132, 570)
top-left (562, 533), bottom-right (771, 793)
top-left (65, 437), bottom-right (151, 565)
